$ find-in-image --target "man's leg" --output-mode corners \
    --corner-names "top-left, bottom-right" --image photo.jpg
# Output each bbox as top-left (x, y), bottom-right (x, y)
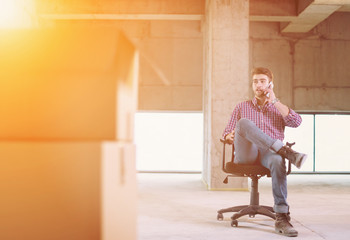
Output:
top-left (235, 118), bottom-right (289, 207)
top-left (235, 118), bottom-right (306, 169)
top-left (235, 118), bottom-right (298, 237)
top-left (234, 118), bottom-right (283, 154)
top-left (233, 126), bottom-right (259, 164)
top-left (260, 151), bottom-right (288, 213)
top-left (260, 151), bottom-right (298, 237)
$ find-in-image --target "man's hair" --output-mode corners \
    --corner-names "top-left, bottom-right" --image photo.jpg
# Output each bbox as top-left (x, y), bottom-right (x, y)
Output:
top-left (251, 67), bottom-right (274, 81)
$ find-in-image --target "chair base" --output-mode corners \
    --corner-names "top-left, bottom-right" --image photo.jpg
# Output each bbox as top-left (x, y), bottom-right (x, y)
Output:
top-left (217, 204), bottom-right (275, 226)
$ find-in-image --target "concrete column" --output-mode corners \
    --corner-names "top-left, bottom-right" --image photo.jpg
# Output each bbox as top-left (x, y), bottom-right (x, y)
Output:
top-left (203, 0), bottom-right (250, 189)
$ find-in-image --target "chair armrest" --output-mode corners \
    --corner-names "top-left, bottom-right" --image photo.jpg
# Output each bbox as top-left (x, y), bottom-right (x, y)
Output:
top-left (286, 159), bottom-right (292, 175)
top-left (220, 138), bottom-right (234, 173)
top-left (285, 142), bottom-right (295, 175)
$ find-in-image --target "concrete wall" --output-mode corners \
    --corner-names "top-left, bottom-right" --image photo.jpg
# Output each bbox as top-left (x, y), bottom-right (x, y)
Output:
top-left (36, 0), bottom-right (205, 111)
top-left (45, 20), bottom-right (204, 111)
top-left (33, 4), bottom-right (350, 114)
top-left (134, 21), bottom-right (203, 111)
top-left (250, 12), bottom-right (350, 111)
top-left (130, 12), bottom-right (350, 112)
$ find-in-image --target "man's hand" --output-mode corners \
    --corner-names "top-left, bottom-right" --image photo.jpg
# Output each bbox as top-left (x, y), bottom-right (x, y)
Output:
top-left (225, 130), bottom-right (235, 144)
top-left (264, 85), bottom-right (276, 103)
top-left (264, 82), bottom-right (290, 117)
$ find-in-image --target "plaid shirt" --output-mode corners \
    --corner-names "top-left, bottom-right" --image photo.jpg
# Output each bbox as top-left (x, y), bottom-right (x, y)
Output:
top-left (223, 98), bottom-right (302, 141)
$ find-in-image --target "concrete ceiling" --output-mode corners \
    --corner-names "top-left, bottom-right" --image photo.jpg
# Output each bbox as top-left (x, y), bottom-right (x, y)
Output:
top-left (251, 0), bottom-right (350, 33)
top-left (37, 0), bottom-right (350, 33)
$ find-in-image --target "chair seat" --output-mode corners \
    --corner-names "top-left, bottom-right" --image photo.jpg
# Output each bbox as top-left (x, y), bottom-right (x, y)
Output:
top-left (225, 162), bottom-right (271, 177)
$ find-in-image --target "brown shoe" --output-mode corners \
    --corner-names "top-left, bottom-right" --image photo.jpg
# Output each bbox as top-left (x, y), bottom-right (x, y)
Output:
top-left (277, 145), bottom-right (307, 169)
top-left (275, 213), bottom-right (298, 237)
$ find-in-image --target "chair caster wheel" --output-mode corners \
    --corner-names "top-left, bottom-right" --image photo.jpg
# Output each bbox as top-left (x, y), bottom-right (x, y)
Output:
top-left (217, 213), bottom-right (223, 221)
top-left (231, 219), bottom-right (238, 227)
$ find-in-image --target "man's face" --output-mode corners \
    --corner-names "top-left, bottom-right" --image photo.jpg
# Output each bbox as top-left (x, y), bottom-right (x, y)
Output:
top-left (252, 74), bottom-right (270, 98)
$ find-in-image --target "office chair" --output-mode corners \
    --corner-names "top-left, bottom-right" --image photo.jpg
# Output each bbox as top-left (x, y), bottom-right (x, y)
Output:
top-left (217, 138), bottom-right (292, 227)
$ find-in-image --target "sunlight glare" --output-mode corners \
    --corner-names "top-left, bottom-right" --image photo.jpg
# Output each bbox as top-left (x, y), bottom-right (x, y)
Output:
top-left (0, 0), bottom-right (34, 29)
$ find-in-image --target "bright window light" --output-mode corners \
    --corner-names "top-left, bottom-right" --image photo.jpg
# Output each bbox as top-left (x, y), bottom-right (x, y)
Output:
top-left (134, 112), bottom-right (203, 172)
top-left (0, 0), bottom-right (35, 29)
top-left (315, 115), bottom-right (350, 172)
top-left (135, 112), bottom-right (349, 173)
top-left (285, 114), bottom-right (314, 172)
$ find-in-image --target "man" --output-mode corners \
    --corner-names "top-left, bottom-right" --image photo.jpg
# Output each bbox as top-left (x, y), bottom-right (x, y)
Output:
top-left (222, 67), bottom-right (307, 237)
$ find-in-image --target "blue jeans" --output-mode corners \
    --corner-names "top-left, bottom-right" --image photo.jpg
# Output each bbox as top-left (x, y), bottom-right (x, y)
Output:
top-left (234, 118), bottom-right (289, 213)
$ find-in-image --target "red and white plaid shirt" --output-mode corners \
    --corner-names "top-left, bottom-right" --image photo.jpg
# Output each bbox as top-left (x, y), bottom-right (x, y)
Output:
top-left (223, 98), bottom-right (302, 141)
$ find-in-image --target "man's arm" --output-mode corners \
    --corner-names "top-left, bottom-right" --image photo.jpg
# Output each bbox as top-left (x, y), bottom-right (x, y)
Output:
top-left (273, 100), bottom-right (301, 127)
top-left (222, 104), bottom-right (241, 141)
top-left (265, 85), bottom-right (302, 127)
top-left (273, 101), bottom-right (289, 117)
top-left (265, 86), bottom-right (289, 117)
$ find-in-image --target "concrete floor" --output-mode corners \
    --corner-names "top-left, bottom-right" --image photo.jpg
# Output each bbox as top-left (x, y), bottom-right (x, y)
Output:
top-left (137, 173), bottom-right (350, 240)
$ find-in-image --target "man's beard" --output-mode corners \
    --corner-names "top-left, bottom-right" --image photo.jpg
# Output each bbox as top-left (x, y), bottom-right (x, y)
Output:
top-left (255, 90), bottom-right (265, 98)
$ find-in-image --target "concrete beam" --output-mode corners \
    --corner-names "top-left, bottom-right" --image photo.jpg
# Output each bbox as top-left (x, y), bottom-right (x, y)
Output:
top-left (250, 15), bottom-right (297, 22)
top-left (281, 3), bottom-right (341, 32)
top-left (314, 0), bottom-right (350, 4)
top-left (250, 0), bottom-right (350, 32)
top-left (39, 13), bottom-right (203, 21)
top-left (36, 0), bottom-right (204, 15)
top-left (338, 4), bottom-right (350, 11)
top-left (250, 0), bottom-right (297, 17)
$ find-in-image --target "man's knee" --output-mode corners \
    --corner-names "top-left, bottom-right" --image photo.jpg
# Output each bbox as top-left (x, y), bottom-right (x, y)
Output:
top-left (236, 118), bottom-right (254, 130)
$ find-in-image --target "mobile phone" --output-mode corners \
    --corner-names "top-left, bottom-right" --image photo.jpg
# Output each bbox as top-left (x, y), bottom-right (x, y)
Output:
top-left (265, 82), bottom-right (274, 97)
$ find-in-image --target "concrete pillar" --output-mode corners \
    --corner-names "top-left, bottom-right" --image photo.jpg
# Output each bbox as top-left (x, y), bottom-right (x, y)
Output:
top-left (203, 0), bottom-right (250, 189)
